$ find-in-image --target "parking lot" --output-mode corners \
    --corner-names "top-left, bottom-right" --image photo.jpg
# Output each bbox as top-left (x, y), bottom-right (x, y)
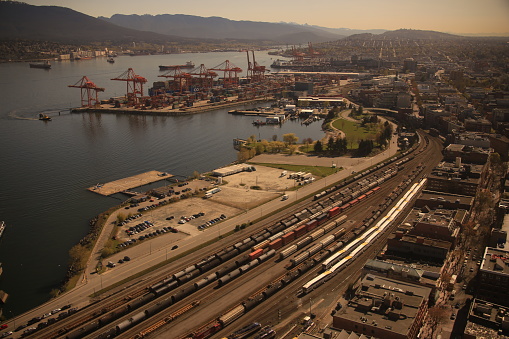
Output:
top-left (114, 164), bottom-right (304, 243)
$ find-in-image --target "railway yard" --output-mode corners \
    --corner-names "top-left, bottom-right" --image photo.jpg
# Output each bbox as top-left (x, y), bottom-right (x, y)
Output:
top-left (8, 129), bottom-right (445, 339)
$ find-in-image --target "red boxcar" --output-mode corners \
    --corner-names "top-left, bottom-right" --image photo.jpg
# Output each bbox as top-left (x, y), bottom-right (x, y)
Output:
top-left (282, 232), bottom-right (295, 245)
top-left (306, 219), bottom-right (318, 232)
top-left (294, 225), bottom-right (307, 238)
top-left (269, 238), bottom-right (283, 250)
top-left (328, 206), bottom-right (340, 218)
top-left (249, 248), bottom-right (264, 261)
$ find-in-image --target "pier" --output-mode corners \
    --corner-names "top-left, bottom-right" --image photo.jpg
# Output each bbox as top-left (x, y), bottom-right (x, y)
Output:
top-left (88, 171), bottom-right (172, 196)
top-left (72, 97), bottom-right (273, 117)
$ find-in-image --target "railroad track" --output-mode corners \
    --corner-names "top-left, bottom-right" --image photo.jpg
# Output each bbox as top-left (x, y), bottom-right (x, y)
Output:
top-left (28, 131), bottom-right (436, 339)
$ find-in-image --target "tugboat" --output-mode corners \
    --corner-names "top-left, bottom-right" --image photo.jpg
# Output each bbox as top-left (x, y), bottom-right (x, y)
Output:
top-left (39, 113), bottom-right (51, 121)
top-left (29, 60), bottom-right (51, 69)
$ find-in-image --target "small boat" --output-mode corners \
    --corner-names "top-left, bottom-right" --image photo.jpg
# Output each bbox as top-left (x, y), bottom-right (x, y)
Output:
top-left (0, 221), bottom-right (5, 239)
top-left (29, 61), bottom-right (51, 69)
top-left (39, 113), bottom-right (51, 121)
top-left (107, 57), bottom-right (115, 63)
top-left (159, 61), bottom-right (195, 70)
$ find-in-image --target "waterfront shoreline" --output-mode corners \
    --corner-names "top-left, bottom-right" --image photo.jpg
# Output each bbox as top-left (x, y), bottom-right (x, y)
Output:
top-left (71, 97), bottom-right (274, 116)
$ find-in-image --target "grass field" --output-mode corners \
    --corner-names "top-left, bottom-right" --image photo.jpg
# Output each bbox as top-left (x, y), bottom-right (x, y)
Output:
top-left (332, 117), bottom-right (378, 149)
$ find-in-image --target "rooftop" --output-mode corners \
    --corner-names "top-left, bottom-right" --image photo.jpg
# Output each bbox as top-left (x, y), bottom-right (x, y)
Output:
top-left (480, 247), bottom-right (509, 276)
top-left (334, 275), bottom-right (431, 337)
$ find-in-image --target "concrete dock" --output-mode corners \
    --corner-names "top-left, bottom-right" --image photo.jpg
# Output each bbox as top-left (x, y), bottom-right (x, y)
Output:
top-left (88, 171), bottom-right (172, 196)
top-left (72, 97), bottom-right (273, 116)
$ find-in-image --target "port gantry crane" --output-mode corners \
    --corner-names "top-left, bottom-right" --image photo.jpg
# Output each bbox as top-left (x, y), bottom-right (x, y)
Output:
top-left (68, 76), bottom-right (105, 107)
top-left (246, 50), bottom-right (267, 83)
top-left (209, 60), bottom-right (242, 88)
top-left (111, 68), bottom-right (147, 107)
top-left (158, 66), bottom-right (192, 94)
top-left (188, 64), bottom-right (217, 91)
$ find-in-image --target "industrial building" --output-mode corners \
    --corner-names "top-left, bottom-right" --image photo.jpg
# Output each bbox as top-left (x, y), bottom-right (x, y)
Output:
top-left (332, 275), bottom-right (432, 339)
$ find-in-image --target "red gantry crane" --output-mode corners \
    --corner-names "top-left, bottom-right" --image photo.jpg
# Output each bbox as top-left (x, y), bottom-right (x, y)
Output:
top-left (111, 68), bottom-right (147, 106)
top-left (210, 60), bottom-right (242, 88)
top-left (246, 50), bottom-right (266, 83)
top-left (68, 76), bottom-right (105, 107)
top-left (188, 64), bottom-right (217, 91)
top-left (158, 66), bottom-right (192, 94)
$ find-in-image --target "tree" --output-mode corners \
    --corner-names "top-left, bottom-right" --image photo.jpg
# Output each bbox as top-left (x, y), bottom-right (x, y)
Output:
top-left (283, 133), bottom-right (299, 145)
top-left (327, 136), bottom-right (335, 153)
top-left (314, 140), bottom-right (323, 153)
top-left (288, 145), bottom-right (298, 155)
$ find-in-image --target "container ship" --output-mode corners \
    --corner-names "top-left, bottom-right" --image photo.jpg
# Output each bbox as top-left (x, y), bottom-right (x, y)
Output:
top-left (159, 61), bottom-right (195, 70)
top-left (29, 61), bottom-right (51, 69)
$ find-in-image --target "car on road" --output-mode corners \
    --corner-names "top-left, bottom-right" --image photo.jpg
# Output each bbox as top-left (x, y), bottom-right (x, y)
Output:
top-left (0, 324), bottom-right (7, 330)
top-left (450, 313), bottom-right (456, 320)
top-left (1, 331), bottom-right (12, 337)
top-left (123, 256), bottom-right (131, 261)
top-left (171, 245), bottom-right (179, 250)
top-left (51, 308), bottom-right (61, 314)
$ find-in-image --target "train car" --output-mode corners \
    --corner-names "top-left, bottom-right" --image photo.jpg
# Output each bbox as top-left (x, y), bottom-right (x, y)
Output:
top-left (262, 281), bottom-right (283, 299)
top-left (279, 245), bottom-right (298, 260)
top-left (115, 310), bottom-right (146, 334)
top-left (328, 206), bottom-right (340, 218)
top-left (268, 238), bottom-right (283, 250)
top-left (243, 294), bottom-right (265, 311)
top-left (305, 219), bottom-right (318, 232)
top-left (320, 235), bottom-right (335, 248)
top-left (309, 228), bottom-right (325, 241)
top-left (228, 322), bottom-right (262, 338)
top-left (65, 321), bottom-right (100, 339)
top-left (216, 249), bottom-right (240, 263)
top-left (192, 322), bottom-right (222, 339)
top-left (258, 249), bottom-right (276, 263)
top-left (98, 305), bottom-right (130, 326)
top-left (294, 225), bottom-right (307, 238)
top-left (282, 232), bottom-right (295, 245)
top-left (235, 254), bottom-right (250, 267)
top-left (296, 236), bottom-right (312, 250)
top-left (144, 298), bottom-right (173, 316)
top-left (198, 258), bottom-right (221, 273)
top-left (249, 249), bottom-right (264, 261)
top-left (218, 305), bottom-right (245, 327)
top-left (127, 294), bottom-right (155, 312)
top-left (316, 213), bottom-right (328, 225)
top-left (301, 271), bottom-right (332, 294)
top-left (291, 251), bottom-right (310, 267)
top-left (252, 239), bottom-right (270, 251)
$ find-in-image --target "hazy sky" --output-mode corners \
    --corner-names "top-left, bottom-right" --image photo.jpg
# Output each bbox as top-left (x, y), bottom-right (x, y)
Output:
top-left (24, 0), bottom-right (509, 35)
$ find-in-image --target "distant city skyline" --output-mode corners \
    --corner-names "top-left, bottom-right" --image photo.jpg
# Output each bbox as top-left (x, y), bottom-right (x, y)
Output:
top-left (22, 0), bottom-right (509, 36)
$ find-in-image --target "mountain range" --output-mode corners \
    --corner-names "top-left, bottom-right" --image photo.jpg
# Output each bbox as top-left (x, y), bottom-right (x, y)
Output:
top-left (0, 1), bottom-right (466, 45)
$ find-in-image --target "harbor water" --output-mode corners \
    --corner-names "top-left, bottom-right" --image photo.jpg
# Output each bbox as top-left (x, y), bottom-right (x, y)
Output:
top-left (0, 51), bottom-right (324, 315)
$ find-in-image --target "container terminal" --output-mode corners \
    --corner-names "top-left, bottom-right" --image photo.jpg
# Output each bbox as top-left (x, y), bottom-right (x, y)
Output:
top-left (68, 50), bottom-right (354, 117)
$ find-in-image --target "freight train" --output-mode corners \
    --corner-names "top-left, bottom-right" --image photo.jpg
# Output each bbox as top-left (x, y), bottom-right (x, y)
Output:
top-left (64, 139), bottom-right (426, 339)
